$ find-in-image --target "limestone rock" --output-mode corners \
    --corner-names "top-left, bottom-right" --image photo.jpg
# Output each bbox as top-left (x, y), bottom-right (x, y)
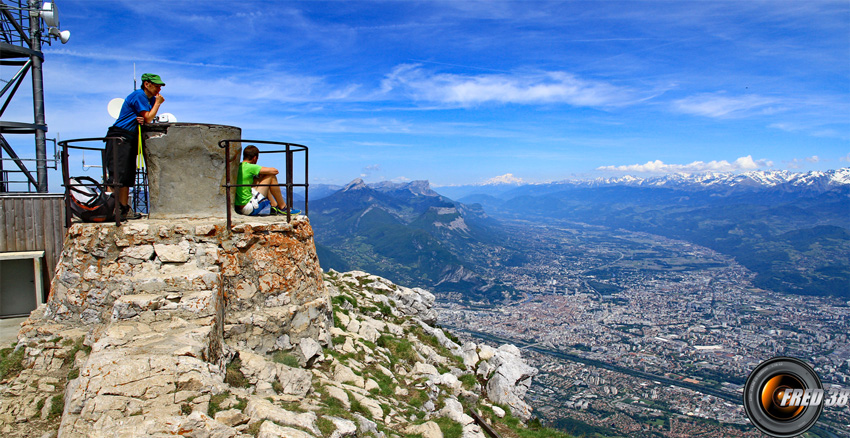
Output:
top-left (154, 242), bottom-right (191, 263)
top-left (491, 405), bottom-right (505, 418)
top-left (326, 416), bottom-right (357, 438)
top-left (325, 385), bottom-right (350, 409)
top-left (173, 411), bottom-right (241, 438)
top-left (483, 345), bottom-right (538, 421)
top-left (412, 362), bottom-right (439, 378)
top-left (256, 420), bottom-right (316, 438)
top-left (477, 345), bottom-right (495, 361)
top-left (439, 398), bottom-right (474, 426)
top-left (404, 421), bottom-right (443, 438)
top-left (214, 409), bottom-right (249, 427)
top-left (333, 363), bottom-right (364, 388)
top-left (297, 337), bottom-right (324, 368)
top-left (461, 342), bottom-right (479, 368)
top-left (238, 351), bottom-right (312, 397)
top-left (245, 398), bottom-right (320, 436)
top-left (389, 286), bottom-right (437, 325)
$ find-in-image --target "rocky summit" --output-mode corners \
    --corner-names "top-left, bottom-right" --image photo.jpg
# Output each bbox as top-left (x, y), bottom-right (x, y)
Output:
top-left (0, 217), bottom-right (554, 438)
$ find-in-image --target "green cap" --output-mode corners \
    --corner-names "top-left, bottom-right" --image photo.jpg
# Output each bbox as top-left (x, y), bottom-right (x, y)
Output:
top-left (141, 73), bottom-right (165, 85)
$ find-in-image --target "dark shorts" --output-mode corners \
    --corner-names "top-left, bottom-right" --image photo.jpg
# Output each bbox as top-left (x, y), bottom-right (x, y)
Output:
top-left (104, 126), bottom-right (138, 187)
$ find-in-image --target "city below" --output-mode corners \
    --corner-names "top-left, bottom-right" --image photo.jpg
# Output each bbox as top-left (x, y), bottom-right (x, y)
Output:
top-left (436, 220), bottom-right (850, 437)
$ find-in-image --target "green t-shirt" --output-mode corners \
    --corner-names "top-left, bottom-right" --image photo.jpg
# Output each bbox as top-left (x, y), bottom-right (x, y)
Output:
top-left (236, 162), bottom-right (261, 206)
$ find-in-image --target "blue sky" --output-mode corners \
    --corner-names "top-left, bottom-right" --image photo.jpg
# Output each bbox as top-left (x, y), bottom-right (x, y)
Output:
top-left (3, 0), bottom-right (849, 189)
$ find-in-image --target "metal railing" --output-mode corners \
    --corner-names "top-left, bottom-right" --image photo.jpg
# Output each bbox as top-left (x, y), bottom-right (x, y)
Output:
top-left (58, 137), bottom-right (123, 228)
top-left (218, 139), bottom-right (308, 230)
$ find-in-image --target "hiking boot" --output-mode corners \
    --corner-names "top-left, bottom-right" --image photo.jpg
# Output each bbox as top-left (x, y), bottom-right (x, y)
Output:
top-left (272, 206), bottom-right (300, 216)
top-left (120, 204), bottom-right (142, 220)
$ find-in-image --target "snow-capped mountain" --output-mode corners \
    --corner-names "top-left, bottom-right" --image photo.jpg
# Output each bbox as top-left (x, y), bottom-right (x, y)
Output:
top-left (434, 168), bottom-right (850, 201)
top-left (557, 168), bottom-right (850, 192)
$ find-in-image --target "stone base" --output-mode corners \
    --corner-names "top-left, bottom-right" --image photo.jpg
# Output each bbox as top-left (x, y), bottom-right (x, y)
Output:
top-left (8, 216), bottom-right (331, 437)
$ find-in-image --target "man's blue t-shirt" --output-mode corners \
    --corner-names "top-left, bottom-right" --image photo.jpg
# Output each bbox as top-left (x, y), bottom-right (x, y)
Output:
top-left (113, 89), bottom-right (154, 132)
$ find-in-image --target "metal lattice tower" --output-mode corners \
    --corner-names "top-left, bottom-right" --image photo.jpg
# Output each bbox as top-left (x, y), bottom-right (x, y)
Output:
top-left (1, 0), bottom-right (67, 192)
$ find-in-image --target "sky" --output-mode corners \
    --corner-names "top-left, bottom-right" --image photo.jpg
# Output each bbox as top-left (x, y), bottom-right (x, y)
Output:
top-left (3, 0), bottom-right (849, 190)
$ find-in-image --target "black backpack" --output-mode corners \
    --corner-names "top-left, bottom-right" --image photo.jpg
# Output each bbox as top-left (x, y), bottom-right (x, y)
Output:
top-left (68, 176), bottom-right (117, 223)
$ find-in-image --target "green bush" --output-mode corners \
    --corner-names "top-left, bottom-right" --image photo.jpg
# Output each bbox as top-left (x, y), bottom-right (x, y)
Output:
top-left (433, 417), bottom-right (463, 438)
top-left (208, 392), bottom-right (230, 417)
top-left (48, 394), bottom-right (64, 419)
top-left (271, 350), bottom-right (301, 368)
top-left (317, 417), bottom-right (336, 436)
top-left (0, 345), bottom-right (25, 380)
top-left (459, 373), bottom-right (477, 390)
top-left (224, 358), bottom-right (249, 388)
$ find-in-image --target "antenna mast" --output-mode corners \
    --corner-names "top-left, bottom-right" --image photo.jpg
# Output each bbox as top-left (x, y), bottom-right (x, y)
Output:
top-left (0, 0), bottom-right (71, 192)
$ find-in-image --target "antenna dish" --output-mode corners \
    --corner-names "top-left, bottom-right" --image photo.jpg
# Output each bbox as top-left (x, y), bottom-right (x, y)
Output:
top-left (156, 113), bottom-right (177, 123)
top-left (48, 27), bottom-right (70, 44)
top-left (41, 2), bottom-right (59, 27)
top-left (107, 98), bottom-right (124, 119)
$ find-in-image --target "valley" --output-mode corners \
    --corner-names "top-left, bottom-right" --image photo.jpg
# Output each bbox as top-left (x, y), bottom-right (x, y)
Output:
top-left (308, 170), bottom-right (850, 437)
top-left (437, 219), bottom-right (850, 437)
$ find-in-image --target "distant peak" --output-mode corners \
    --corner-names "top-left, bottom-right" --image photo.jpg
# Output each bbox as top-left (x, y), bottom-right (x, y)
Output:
top-left (342, 178), bottom-right (368, 191)
top-left (480, 173), bottom-right (524, 186)
top-left (407, 180), bottom-right (433, 193)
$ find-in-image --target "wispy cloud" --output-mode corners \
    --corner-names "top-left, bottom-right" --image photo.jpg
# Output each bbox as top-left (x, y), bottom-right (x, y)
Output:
top-left (381, 64), bottom-right (644, 107)
top-left (598, 155), bottom-right (773, 173)
top-left (673, 93), bottom-right (781, 118)
top-left (786, 155), bottom-right (823, 169)
top-left (46, 48), bottom-right (243, 70)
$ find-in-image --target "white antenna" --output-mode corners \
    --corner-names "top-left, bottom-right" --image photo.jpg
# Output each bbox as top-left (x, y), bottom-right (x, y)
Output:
top-left (82, 151), bottom-right (102, 171)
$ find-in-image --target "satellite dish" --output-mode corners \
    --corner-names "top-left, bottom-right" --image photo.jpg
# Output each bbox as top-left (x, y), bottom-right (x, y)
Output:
top-left (107, 98), bottom-right (124, 119)
top-left (49, 27), bottom-right (70, 44)
top-left (41, 2), bottom-right (59, 27)
top-left (156, 113), bottom-right (177, 123)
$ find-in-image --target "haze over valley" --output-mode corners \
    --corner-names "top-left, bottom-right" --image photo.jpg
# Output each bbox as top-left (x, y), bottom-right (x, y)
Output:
top-left (308, 168), bottom-right (850, 436)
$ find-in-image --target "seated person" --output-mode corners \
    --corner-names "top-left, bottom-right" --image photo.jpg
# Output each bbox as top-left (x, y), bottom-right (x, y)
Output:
top-left (234, 145), bottom-right (300, 216)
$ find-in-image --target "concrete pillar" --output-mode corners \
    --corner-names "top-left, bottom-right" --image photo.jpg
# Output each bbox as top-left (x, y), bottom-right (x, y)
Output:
top-left (142, 123), bottom-right (241, 219)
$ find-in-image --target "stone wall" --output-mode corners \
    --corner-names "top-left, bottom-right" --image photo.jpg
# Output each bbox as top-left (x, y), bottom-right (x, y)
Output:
top-left (40, 217), bottom-right (331, 350)
top-left (7, 216), bottom-right (331, 436)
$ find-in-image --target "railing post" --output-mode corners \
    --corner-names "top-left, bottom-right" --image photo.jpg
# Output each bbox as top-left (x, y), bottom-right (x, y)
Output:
top-left (286, 143), bottom-right (293, 223)
top-left (223, 140), bottom-right (232, 231)
top-left (112, 139), bottom-right (121, 227)
top-left (61, 141), bottom-right (70, 228)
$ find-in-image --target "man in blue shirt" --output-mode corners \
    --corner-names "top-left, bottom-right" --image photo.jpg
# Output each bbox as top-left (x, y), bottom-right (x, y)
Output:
top-left (105, 73), bottom-right (165, 220)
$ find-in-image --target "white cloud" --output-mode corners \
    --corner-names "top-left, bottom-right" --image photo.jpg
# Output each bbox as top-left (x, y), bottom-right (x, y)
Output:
top-left (674, 93), bottom-right (781, 118)
top-left (786, 155), bottom-right (824, 169)
top-left (840, 153), bottom-right (850, 163)
top-left (381, 64), bottom-right (641, 107)
top-left (480, 173), bottom-right (524, 185)
top-left (597, 155), bottom-right (773, 173)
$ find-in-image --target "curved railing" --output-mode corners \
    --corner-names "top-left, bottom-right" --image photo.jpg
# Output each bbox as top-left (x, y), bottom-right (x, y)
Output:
top-left (218, 139), bottom-right (308, 229)
top-left (58, 137), bottom-right (122, 227)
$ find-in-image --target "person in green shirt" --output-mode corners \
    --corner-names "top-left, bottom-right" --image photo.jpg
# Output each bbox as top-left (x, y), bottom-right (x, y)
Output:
top-left (234, 145), bottom-right (298, 216)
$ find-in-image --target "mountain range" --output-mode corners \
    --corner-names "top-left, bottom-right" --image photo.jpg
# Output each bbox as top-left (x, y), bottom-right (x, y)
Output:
top-left (310, 169), bottom-right (850, 301)
top-left (435, 168), bottom-right (850, 199)
top-left (308, 178), bottom-right (510, 302)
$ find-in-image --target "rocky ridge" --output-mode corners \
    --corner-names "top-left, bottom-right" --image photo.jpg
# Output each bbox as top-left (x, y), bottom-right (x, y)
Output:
top-left (0, 217), bottom-right (555, 438)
